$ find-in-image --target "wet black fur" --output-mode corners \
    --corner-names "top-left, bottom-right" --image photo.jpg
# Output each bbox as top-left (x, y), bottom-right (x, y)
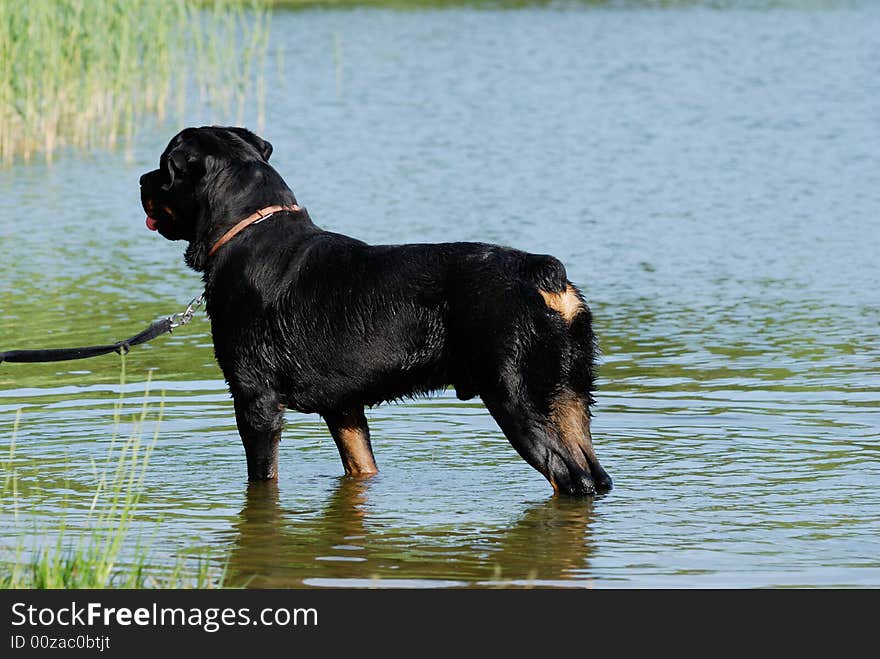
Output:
top-left (140, 126), bottom-right (611, 496)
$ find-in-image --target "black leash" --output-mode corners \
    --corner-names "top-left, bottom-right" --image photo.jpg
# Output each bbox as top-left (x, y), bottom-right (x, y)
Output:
top-left (0, 294), bottom-right (204, 364)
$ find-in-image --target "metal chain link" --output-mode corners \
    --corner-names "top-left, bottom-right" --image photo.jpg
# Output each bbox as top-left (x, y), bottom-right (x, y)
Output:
top-left (168, 293), bottom-right (205, 329)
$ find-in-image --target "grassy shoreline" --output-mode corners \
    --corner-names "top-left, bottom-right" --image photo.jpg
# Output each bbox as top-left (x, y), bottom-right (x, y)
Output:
top-left (1, 366), bottom-right (224, 589)
top-left (0, 0), bottom-right (269, 167)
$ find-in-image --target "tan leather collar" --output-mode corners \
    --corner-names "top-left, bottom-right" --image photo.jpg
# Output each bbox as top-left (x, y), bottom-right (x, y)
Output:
top-left (208, 204), bottom-right (301, 258)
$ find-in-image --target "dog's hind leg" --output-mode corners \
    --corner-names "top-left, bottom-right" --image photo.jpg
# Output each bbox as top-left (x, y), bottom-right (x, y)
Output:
top-left (482, 387), bottom-right (599, 497)
top-left (557, 290), bottom-right (612, 492)
top-left (474, 282), bottom-right (611, 495)
top-left (323, 408), bottom-right (378, 476)
top-left (548, 390), bottom-right (612, 492)
top-left (233, 391), bottom-right (285, 481)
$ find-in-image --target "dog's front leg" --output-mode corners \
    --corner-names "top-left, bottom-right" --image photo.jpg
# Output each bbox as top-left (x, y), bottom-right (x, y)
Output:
top-left (233, 391), bottom-right (284, 481)
top-left (323, 408), bottom-right (378, 476)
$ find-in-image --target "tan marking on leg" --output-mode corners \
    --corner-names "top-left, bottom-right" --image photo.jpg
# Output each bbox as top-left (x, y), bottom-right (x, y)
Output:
top-left (324, 409), bottom-right (378, 476)
top-left (549, 391), bottom-right (597, 469)
top-left (539, 285), bottom-right (583, 324)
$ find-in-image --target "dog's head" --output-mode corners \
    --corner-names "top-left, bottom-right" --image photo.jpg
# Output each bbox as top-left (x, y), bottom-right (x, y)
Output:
top-left (140, 126), bottom-right (281, 270)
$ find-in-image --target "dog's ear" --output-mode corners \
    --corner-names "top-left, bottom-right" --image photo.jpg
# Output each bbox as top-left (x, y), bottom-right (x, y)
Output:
top-left (162, 148), bottom-right (207, 190)
top-left (258, 138), bottom-right (273, 162)
top-left (228, 127), bottom-right (273, 162)
top-left (163, 151), bottom-right (187, 190)
top-left (245, 133), bottom-right (273, 162)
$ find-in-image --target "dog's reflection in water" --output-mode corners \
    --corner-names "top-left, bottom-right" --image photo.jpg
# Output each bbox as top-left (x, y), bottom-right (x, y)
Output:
top-left (224, 481), bottom-right (598, 588)
top-left (224, 479), bottom-right (372, 589)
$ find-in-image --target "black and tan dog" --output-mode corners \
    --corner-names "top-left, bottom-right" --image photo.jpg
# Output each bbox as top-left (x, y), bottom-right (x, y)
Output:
top-left (140, 126), bottom-right (612, 496)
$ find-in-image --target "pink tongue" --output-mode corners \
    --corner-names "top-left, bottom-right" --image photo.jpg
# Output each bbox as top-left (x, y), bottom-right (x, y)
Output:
top-left (145, 216), bottom-right (158, 231)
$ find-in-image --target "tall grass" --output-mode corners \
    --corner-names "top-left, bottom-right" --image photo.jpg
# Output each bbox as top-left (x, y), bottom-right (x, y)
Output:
top-left (0, 362), bottom-right (225, 588)
top-left (0, 0), bottom-right (270, 166)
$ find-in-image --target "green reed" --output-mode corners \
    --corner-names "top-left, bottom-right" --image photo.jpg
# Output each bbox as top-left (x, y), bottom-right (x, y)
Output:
top-left (0, 0), bottom-right (270, 167)
top-left (0, 362), bottom-right (226, 588)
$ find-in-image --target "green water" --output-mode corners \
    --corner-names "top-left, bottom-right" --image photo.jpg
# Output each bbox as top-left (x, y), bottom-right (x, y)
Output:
top-left (1, 2), bottom-right (878, 587)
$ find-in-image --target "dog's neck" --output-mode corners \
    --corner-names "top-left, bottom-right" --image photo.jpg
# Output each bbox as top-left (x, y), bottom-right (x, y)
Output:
top-left (185, 202), bottom-right (310, 273)
top-left (208, 204), bottom-right (302, 258)
top-left (185, 163), bottom-right (307, 272)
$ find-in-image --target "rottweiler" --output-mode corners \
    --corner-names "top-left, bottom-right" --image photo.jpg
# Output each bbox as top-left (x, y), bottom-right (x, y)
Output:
top-left (140, 126), bottom-right (611, 496)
